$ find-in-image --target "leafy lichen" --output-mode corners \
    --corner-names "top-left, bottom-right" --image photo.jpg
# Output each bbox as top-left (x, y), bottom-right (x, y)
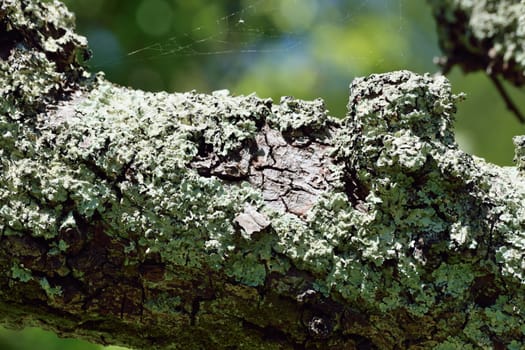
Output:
top-left (10, 264), bottom-right (32, 283)
top-left (269, 96), bottom-right (331, 133)
top-left (1, 1), bottom-right (525, 346)
top-left (2, 65), bottom-right (525, 346)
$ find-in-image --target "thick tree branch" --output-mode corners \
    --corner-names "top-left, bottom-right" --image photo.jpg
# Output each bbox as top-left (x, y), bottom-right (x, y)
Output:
top-left (1, 1), bottom-right (524, 349)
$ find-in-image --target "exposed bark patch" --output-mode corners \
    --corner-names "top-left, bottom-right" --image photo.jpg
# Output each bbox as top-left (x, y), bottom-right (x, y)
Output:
top-left (191, 123), bottom-right (337, 218)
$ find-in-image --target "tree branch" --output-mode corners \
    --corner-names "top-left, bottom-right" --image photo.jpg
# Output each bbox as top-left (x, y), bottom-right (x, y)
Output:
top-left (1, 1), bottom-right (524, 349)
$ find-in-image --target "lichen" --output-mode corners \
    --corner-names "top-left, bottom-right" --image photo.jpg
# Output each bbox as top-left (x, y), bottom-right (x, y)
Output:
top-left (269, 96), bottom-right (331, 133)
top-left (144, 293), bottom-right (182, 314)
top-left (39, 277), bottom-right (62, 298)
top-left (514, 135), bottom-right (525, 173)
top-left (1, 2), bottom-right (525, 345)
top-left (3, 65), bottom-right (525, 346)
top-left (428, 0), bottom-right (525, 85)
top-left (11, 264), bottom-right (32, 283)
top-left (0, 0), bottom-right (89, 116)
top-left (0, 0), bottom-right (91, 239)
top-left (327, 70), bottom-right (525, 345)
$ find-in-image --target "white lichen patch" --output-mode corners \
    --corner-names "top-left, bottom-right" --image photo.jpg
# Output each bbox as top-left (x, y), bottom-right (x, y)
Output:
top-left (269, 96), bottom-right (330, 132)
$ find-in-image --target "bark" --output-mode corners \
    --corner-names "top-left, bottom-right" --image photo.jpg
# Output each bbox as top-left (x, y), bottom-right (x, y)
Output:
top-left (1, 1), bottom-right (525, 349)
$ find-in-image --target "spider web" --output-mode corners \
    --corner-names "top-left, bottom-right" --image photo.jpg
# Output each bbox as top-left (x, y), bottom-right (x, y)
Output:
top-left (88, 0), bottom-right (408, 72)
top-left (79, 0), bottom-right (423, 120)
top-left (79, 0), bottom-right (522, 166)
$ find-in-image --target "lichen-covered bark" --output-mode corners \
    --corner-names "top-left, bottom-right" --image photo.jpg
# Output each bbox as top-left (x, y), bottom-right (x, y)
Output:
top-left (428, 0), bottom-right (525, 85)
top-left (1, 1), bottom-right (525, 349)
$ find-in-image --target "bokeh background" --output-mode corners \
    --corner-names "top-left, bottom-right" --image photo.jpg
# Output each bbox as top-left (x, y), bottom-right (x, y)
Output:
top-left (2, 0), bottom-right (524, 348)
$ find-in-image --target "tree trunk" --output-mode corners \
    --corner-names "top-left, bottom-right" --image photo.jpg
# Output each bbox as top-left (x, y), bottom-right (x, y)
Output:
top-left (1, 1), bottom-right (524, 349)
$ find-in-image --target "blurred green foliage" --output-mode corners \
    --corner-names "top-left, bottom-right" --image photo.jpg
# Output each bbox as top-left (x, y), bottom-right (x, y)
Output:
top-left (0, 327), bottom-right (127, 350)
top-left (2, 0), bottom-right (524, 349)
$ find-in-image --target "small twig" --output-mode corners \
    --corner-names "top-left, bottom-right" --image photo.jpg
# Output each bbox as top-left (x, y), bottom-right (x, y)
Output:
top-left (489, 74), bottom-right (525, 124)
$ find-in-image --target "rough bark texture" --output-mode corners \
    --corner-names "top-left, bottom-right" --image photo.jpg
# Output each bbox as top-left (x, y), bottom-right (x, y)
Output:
top-left (1, 1), bottom-right (525, 349)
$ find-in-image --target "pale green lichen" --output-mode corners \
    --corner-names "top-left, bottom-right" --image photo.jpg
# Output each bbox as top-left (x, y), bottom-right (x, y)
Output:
top-left (48, 239), bottom-right (69, 256)
top-left (23, 79), bottom-right (282, 289)
top-left (144, 293), bottom-right (182, 314)
top-left (10, 264), bottom-right (33, 283)
top-left (30, 71), bottom-right (521, 347)
top-left (0, 50), bottom-right (63, 118)
top-left (0, 0), bottom-right (91, 241)
top-left (268, 96), bottom-right (331, 132)
top-left (434, 338), bottom-right (475, 350)
top-left (432, 263), bottom-right (475, 298)
top-left (332, 71), bottom-right (524, 345)
top-left (0, 0), bottom-right (88, 116)
top-left (39, 277), bottom-right (63, 299)
top-left (2, 3), bottom-right (525, 344)
top-left (262, 71), bottom-right (525, 345)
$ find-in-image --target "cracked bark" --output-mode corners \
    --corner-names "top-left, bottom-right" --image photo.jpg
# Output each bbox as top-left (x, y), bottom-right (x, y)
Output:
top-left (1, 1), bottom-right (525, 350)
top-left (195, 123), bottom-right (339, 216)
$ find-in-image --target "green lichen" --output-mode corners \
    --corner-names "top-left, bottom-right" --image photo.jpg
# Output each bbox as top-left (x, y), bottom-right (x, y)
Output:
top-left (11, 264), bottom-right (33, 283)
top-left (434, 338), bottom-right (475, 350)
top-left (0, 50), bottom-right (63, 118)
top-left (0, 0), bottom-right (88, 116)
top-left (330, 71), bottom-right (525, 344)
top-left (6, 63), bottom-right (524, 346)
top-left (48, 239), bottom-right (69, 256)
top-left (262, 71), bottom-right (524, 345)
top-left (1, 4), bottom-right (525, 344)
top-left (268, 96), bottom-right (331, 132)
top-left (39, 277), bottom-right (62, 299)
top-left (0, 0), bottom-right (91, 239)
top-left (4, 78), bottom-right (282, 287)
